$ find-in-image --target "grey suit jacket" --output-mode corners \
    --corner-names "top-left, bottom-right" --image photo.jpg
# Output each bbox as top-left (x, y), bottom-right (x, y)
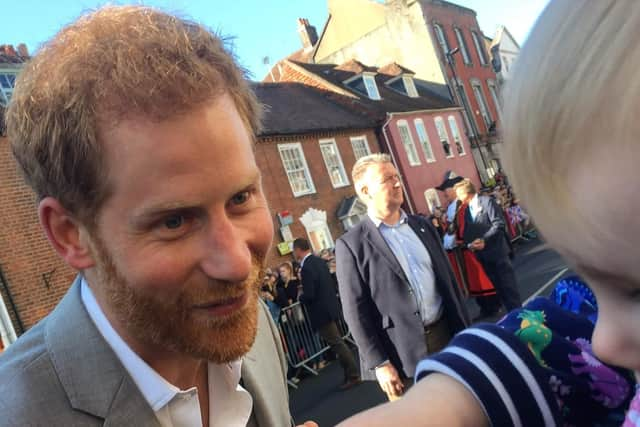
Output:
top-left (0, 276), bottom-right (293, 427)
top-left (336, 215), bottom-right (470, 380)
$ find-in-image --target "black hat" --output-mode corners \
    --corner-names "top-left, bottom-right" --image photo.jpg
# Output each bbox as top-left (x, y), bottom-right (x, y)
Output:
top-left (436, 170), bottom-right (464, 191)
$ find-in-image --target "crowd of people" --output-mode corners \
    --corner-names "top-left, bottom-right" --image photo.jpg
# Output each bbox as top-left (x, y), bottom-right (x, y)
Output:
top-left (427, 177), bottom-right (536, 245)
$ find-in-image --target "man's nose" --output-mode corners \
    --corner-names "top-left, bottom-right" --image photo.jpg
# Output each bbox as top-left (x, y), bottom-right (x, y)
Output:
top-left (199, 215), bottom-right (253, 283)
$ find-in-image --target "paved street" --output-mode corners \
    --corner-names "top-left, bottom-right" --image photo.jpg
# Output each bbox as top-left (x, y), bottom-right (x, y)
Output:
top-left (289, 237), bottom-right (573, 426)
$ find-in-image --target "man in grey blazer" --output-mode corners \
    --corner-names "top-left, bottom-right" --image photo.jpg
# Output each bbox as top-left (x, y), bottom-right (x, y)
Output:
top-left (0, 6), bottom-right (305, 426)
top-left (336, 154), bottom-right (470, 401)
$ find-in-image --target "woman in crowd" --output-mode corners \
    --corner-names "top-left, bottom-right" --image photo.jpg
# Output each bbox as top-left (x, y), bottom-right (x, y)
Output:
top-left (339, 1), bottom-right (640, 425)
top-left (275, 261), bottom-right (300, 308)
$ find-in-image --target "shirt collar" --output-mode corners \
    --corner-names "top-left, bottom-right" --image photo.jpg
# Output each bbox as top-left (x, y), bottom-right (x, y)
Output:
top-left (469, 194), bottom-right (480, 211)
top-left (300, 252), bottom-right (312, 268)
top-left (368, 208), bottom-right (408, 228)
top-left (80, 277), bottom-right (244, 411)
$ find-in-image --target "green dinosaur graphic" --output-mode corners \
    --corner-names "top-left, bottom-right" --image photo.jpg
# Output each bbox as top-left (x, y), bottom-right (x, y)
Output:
top-left (515, 310), bottom-right (552, 366)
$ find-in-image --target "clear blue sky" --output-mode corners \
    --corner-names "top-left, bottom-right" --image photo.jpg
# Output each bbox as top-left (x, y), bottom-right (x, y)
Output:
top-left (0, 0), bottom-right (549, 81)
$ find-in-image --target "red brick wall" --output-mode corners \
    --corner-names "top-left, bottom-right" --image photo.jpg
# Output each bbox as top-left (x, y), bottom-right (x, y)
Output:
top-left (421, 1), bottom-right (501, 135)
top-left (383, 110), bottom-right (481, 214)
top-left (256, 128), bottom-right (380, 268)
top-left (0, 136), bottom-right (75, 334)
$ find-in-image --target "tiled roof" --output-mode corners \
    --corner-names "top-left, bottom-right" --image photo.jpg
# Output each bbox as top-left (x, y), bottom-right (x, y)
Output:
top-left (290, 60), bottom-right (456, 115)
top-left (377, 62), bottom-right (415, 76)
top-left (0, 45), bottom-right (28, 65)
top-left (253, 82), bottom-right (376, 136)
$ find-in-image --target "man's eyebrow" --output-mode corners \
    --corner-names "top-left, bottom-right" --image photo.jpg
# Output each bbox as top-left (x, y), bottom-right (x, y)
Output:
top-left (130, 170), bottom-right (262, 223)
top-left (131, 202), bottom-right (199, 224)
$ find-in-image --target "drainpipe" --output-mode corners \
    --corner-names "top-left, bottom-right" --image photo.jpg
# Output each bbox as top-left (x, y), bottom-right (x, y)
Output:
top-left (0, 265), bottom-right (25, 336)
top-left (380, 113), bottom-right (417, 214)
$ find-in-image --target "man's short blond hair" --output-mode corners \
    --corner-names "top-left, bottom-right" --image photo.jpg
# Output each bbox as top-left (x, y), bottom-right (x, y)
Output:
top-left (7, 6), bottom-right (261, 227)
top-left (501, 0), bottom-right (640, 237)
top-left (453, 179), bottom-right (476, 196)
top-left (351, 153), bottom-right (391, 196)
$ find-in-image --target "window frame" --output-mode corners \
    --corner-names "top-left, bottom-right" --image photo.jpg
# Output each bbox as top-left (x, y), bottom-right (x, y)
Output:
top-left (434, 116), bottom-right (454, 158)
top-left (424, 188), bottom-right (442, 214)
top-left (362, 74), bottom-right (381, 100)
top-left (350, 135), bottom-right (372, 160)
top-left (453, 27), bottom-right (472, 65)
top-left (447, 115), bottom-right (466, 155)
top-left (0, 72), bottom-right (17, 107)
top-left (413, 118), bottom-right (436, 163)
top-left (277, 142), bottom-right (317, 197)
top-left (471, 31), bottom-right (488, 66)
top-left (402, 75), bottom-right (419, 97)
top-left (487, 79), bottom-right (502, 120)
top-left (396, 120), bottom-right (422, 166)
top-left (433, 23), bottom-right (449, 57)
top-left (470, 79), bottom-right (493, 129)
top-left (318, 138), bottom-right (350, 188)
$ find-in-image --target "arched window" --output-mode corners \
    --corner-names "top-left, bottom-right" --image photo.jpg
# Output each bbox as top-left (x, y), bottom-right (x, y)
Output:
top-left (433, 24), bottom-right (449, 56)
top-left (447, 115), bottom-right (465, 155)
top-left (300, 208), bottom-right (334, 251)
top-left (434, 117), bottom-right (453, 158)
top-left (397, 120), bottom-right (421, 166)
top-left (453, 28), bottom-right (471, 65)
top-left (424, 188), bottom-right (441, 213)
top-left (414, 119), bottom-right (435, 162)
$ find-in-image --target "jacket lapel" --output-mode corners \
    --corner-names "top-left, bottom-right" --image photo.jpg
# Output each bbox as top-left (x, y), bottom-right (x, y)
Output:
top-left (46, 276), bottom-right (158, 425)
top-left (362, 217), bottom-right (408, 283)
top-left (241, 302), bottom-right (293, 427)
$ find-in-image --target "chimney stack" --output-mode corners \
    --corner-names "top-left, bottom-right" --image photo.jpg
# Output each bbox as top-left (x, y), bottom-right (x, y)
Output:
top-left (297, 18), bottom-right (318, 51)
top-left (2, 45), bottom-right (17, 58)
top-left (17, 43), bottom-right (29, 59)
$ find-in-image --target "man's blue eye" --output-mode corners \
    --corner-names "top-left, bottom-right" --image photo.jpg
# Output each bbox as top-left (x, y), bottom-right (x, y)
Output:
top-left (231, 191), bottom-right (250, 205)
top-left (164, 215), bottom-right (184, 229)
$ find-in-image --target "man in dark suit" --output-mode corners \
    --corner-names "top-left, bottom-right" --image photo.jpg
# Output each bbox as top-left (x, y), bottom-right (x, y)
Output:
top-left (293, 238), bottom-right (361, 390)
top-left (335, 154), bottom-right (470, 401)
top-left (454, 179), bottom-right (522, 311)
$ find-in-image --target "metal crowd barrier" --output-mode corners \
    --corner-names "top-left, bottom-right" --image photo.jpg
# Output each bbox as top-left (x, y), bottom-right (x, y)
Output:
top-left (277, 299), bottom-right (354, 388)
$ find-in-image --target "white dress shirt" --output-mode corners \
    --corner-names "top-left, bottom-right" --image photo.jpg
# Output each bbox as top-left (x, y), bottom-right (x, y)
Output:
top-left (80, 278), bottom-right (253, 427)
top-left (368, 210), bottom-right (442, 325)
top-left (468, 193), bottom-right (482, 221)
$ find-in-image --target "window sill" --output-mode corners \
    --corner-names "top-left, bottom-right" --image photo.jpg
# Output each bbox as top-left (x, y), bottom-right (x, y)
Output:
top-left (426, 159), bottom-right (437, 164)
top-left (331, 182), bottom-right (351, 189)
top-left (292, 190), bottom-right (317, 198)
top-left (409, 162), bottom-right (422, 167)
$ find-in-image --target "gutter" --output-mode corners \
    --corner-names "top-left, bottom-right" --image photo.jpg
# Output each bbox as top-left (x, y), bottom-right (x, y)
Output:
top-left (380, 112), bottom-right (417, 214)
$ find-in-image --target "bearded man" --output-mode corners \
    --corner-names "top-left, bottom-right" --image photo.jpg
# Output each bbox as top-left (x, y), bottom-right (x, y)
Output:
top-left (0, 6), bottom-right (307, 427)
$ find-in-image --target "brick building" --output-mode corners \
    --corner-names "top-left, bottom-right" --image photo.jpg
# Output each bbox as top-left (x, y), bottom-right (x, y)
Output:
top-left (280, 0), bottom-right (503, 182)
top-left (265, 59), bottom-right (481, 215)
top-left (254, 82), bottom-right (379, 267)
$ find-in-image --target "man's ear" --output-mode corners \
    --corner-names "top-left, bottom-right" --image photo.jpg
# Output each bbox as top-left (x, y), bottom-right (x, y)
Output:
top-left (38, 197), bottom-right (96, 270)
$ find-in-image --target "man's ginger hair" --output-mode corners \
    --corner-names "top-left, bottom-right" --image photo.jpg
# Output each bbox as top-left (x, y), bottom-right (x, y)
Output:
top-left (7, 6), bottom-right (261, 227)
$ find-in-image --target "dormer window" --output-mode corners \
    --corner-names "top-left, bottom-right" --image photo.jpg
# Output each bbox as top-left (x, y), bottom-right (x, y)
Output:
top-left (344, 73), bottom-right (381, 100)
top-left (402, 76), bottom-right (418, 97)
top-left (386, 74), bottom-right (419, 98)
top-left (362, 74), bottom-right (380, 100)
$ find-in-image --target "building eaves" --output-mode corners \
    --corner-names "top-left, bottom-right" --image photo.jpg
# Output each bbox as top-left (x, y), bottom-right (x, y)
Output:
top-left (293, 61), bottom-right (457, 115)
top-left (253, 82), bottom-right (376, 136)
